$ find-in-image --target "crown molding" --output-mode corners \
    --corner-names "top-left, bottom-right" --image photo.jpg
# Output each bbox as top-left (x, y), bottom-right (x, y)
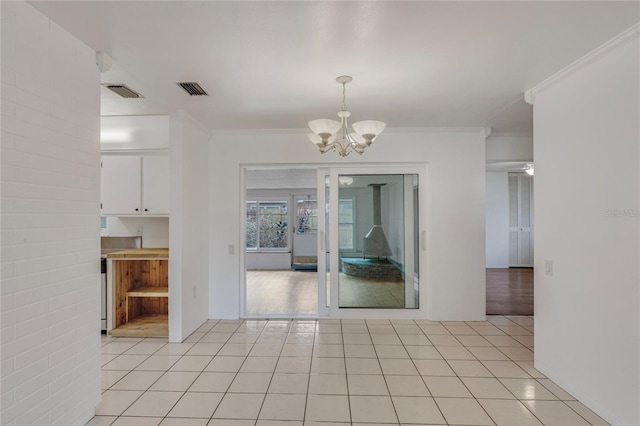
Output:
top-left (525, 23), bottom-right (640, 105)
top-left (211, 126), bottom-right (490, 136)
top-left (487, 131), bottom-right (533, 139)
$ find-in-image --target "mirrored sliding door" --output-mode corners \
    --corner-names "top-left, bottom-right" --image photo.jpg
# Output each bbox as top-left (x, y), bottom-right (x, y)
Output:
top-left (327, 169), bottom-right (421, 311)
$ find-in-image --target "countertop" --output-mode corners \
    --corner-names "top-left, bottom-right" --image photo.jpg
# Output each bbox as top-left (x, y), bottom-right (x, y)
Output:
top-left (105, 248), bottom-right (169, 259)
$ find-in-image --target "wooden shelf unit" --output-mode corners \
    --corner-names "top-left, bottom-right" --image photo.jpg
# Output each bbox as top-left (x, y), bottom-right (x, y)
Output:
top-left (112, 259), bottom-right (168, 336)
top-left (125, 286), bottom-right (168, 322)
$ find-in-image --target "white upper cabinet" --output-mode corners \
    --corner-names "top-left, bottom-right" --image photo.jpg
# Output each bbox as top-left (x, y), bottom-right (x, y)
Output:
top-left (101, 156), bottom-right (142, 215)
top-left (142, 156), bottom-right (170, 215)
top-left (101, 155), bottom-right (169, 216)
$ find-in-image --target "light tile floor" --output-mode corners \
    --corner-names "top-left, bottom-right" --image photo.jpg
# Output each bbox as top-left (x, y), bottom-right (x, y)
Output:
top-left (88, 316), bottom-right (610, 426)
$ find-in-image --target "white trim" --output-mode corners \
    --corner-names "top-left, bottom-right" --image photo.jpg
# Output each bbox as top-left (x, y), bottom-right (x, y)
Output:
top-left (101, 148), bottom-right (169, 155)
top-left (316, 168), bottom-right (330, 316)
top-left (403, 175), bottom-right (416, 309)
top-left (212, 127), bottom-right (489, 136)
top-left (487, 131), bottom-right (533, 138)
top-left (239, 167), bottom-right (247, 318)
top-left (525, 23), bottom-right (640, 105)
top-left (181, 110), bottom-right (213, 135)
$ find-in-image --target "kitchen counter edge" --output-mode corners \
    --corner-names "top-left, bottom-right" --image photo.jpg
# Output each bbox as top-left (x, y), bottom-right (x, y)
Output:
top-left (105, 248), bottom-right (169, 259)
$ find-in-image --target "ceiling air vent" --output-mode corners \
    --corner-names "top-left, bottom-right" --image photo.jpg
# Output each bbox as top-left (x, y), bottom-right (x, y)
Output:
top-left (177, 82), bottom-right (209, 96)
top-left (104, 84), bottom-right (143, 99)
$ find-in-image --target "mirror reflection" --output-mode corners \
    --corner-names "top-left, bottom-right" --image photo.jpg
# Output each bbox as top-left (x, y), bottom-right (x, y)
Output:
top-left (338, 174), bottom-right (419, 309)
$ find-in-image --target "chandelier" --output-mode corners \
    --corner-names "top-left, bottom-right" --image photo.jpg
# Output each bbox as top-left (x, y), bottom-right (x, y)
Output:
top-left (308, 76), bottom-right (386, 157)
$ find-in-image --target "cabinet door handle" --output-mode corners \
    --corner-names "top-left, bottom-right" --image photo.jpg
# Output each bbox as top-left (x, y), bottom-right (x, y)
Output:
top-left (144, 209), bottom-right (148, 212)
top-left (135, 208), bottom-right (139, 212)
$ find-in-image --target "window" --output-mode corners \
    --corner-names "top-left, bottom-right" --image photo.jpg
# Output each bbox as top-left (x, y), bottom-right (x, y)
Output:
top-left (296, 197), bottom-right (318, 234)
top-left (338, 198), bottom-right (354, 250)
top-left (246, 200), bottom-right (288, 249)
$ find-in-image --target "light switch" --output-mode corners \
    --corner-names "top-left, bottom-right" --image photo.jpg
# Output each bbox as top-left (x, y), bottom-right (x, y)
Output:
top-left (545, 260), bottom-right (553, 276)
top-left (228, 244), bottom-right (235, 255)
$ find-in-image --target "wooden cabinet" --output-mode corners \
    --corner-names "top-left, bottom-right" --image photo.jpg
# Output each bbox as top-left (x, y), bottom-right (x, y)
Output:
top-left (101, 155), bottom-right (170, 216)
top-left (108, 252), bottom-right (169, 337)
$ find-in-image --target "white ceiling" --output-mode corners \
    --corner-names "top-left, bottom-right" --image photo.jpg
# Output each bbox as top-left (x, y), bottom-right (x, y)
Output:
top-left (30, 1), bottom-right (639, 134)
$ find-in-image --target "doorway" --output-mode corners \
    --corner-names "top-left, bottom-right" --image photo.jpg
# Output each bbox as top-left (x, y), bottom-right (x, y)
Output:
top-left (509, 172), bottom-right (534, 266)
top-left (244, 168), bottom-right (319, 316)
top-left (243, 165), bottom-right (427, 318)
top-left (485, 169), bottom-right (534, 315)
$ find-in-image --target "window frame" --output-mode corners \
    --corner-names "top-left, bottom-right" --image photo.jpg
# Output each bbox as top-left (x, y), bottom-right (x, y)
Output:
top-left (295, 196), bottom-right (319, 235)
top-left (245, 198), bottom-right (290, 252)
top-left (338, 196), bottom-right (356, 251)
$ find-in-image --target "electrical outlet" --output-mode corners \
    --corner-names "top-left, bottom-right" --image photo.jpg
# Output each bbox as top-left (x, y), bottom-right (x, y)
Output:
top-left (545, 260), bottom-right (553, 276)
top-left (136, 226), bottom-right (142, 236)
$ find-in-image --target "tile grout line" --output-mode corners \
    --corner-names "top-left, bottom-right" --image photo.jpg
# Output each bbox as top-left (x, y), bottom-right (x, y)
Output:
top-left (460, 322), bottom-right (550, 426)
top-left (300, 319), bottom-right (318, 425)
top-left (145, 319), bottom-right (222, 423)
top-left (95, 314), bottom-right (602, 426)
top-left (368, 319), bottom-right (402, 425)
top-left (101, 335), bottom-right (176, 423)
top-left (440, 322), bottom-right (511, 426)
top-left (394, 318), bottom-right (451, 425)
top-left (192, 319), bottom-right (241, 424)
top-left (253, 318), bottom-right (294, 424)
top-left (340, 319), bottom-right (355, 425)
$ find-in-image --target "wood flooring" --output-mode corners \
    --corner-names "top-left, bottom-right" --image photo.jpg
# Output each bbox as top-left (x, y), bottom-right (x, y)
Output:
top-left (486, 267), bottom-right (534, 316)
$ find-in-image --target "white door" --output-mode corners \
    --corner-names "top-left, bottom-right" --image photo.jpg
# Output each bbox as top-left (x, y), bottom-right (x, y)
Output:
top-left (508, 173), bottom-right (534, 267)
top-left (142, 156), bottom-right (170, 215)
top-left (101, 156), bottom-right (141, 215)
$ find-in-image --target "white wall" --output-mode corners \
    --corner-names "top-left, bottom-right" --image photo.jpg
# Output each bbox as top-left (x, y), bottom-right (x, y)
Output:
top-left (169, 111), bottom-right (210, 342)
top-left (530, 30), bottom-right (639, 425)
top-left (485, 172), bottom-right (509, 268)
top-left (100, 115), bottom-right (169, 151)
top-left (246, 252), bottom-right (291, 270)
top-left (1, 2), bottom-right (101, 424)
top-left (486, 133), bottom-right (533, 162)
top-left (209, 129), bottom-right (486, 320)
top-left (105, 217), bottom-right (169, 248)
top-left (246, 169), bottom-right (316, 189)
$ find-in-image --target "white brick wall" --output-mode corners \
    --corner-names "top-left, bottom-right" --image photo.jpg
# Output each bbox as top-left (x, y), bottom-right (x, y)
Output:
top-left (1, 2), bottom-right (101, 425)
